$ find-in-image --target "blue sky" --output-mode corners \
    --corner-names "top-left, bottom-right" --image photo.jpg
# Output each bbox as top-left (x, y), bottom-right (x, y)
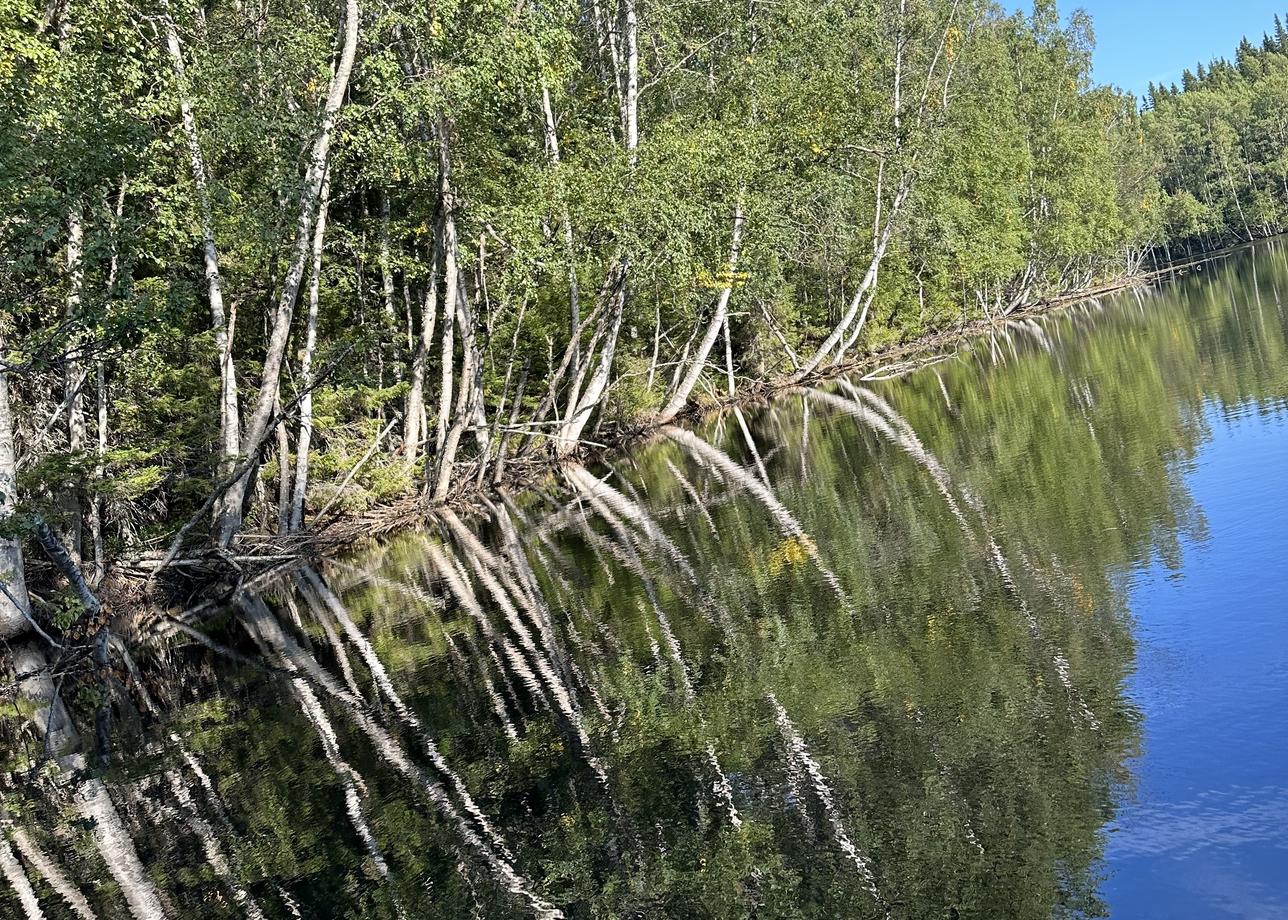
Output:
top-left (1009, 1), bottom-right (1288, 96)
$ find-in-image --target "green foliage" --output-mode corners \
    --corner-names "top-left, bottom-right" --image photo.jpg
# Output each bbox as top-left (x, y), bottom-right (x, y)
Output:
top-left (0, 0), bottom-right (1281, 564)
top-left (65, 243), bottom-right (1288, 918)
top-left (1146, 35), bottom-right (1288, 252)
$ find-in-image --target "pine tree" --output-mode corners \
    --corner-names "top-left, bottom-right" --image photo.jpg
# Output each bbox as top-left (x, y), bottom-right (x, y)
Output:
top-left (1237, 38), bottom-right (1254, 76)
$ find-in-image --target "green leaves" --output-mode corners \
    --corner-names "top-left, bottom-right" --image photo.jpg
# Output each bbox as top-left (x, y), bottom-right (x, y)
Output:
top-left (3, 0), bottom-right (1279, 572)
top-left (1146, 40), bottom-right (1288, 249)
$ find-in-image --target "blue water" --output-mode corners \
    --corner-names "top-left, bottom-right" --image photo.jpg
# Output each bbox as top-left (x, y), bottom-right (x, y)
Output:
top-left (1105, 404), bottom-right (1288, 919)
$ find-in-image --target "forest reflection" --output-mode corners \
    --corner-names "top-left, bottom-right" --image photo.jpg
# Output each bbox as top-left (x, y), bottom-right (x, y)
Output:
top-left (8, 241), bottom-right (1288, 919)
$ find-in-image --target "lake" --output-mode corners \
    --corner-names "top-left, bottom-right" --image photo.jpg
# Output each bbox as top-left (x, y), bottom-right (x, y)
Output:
top-left (9, 240), bottom-right (1288, 919)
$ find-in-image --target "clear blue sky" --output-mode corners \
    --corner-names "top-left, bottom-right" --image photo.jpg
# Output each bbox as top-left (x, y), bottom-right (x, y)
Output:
top-left (1009, 1), bottom-right (1288, 96)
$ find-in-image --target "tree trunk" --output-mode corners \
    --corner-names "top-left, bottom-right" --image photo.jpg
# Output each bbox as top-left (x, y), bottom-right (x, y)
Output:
top-left (658, 206), bottom-right (744, 423)
top-left (403, 221), bottom-right (441, 465)
top-left (540, 76), bottom-right (581, 388)
top-left (432, 125), bottom-right (460, 465)
top-left (556, 274), bottom-right (624, 454)
top-left (553, 0), bottom-right (637, 454)
top-left (89, 178), bottom-right (126, 587)
top-left (792, 181), bottom-right (908, 381)
top-left (432, 274), bottom-right (481, 501)
top-left (89, 361), bottom-right (107, 584)
top-left (164, 18), bottom-right (243, 539)
top-left (379, 189), bottom-right (401, 382)
top-left (621, 0), bottom-right (639, 162)
top-left (62, 206), bottom-right (85, 568)
top-left (0, 336), bottom-right (28, 639)
top-left (274, 391), bottom-right (291, 534)
top-left (290, 174), bottom-right (330, 530)
top-left (492, 358), bottom-right (528, 485)
top-left (216, 0), bottom-right (359, 546)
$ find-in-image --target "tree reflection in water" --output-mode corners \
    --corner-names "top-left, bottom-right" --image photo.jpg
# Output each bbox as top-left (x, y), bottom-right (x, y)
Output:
top-left (8, 241), bottom-right (1288, 918)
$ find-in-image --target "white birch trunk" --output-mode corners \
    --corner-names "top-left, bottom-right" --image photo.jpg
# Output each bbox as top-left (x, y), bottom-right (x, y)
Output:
top-left (379, 191), bottom-right (397, 326)
top-left (89, 360), bottom-right (107, 584)
top-left (289, 175), bottom-right (330, 530)
top-left (62, 206), bottom-right (86, 566)
top-left (621, 0), bottom-right (638, 162)
top-left (540, 76), bottom-right (582, 386)
top-left (555, 279), bottom-right (624, 454)
top-left (432, 132), bottom-right (459, 464)
top-left (217, 0), bottom-right (359, 545)
top-left (431, 282), bottom-right (479, 500)
top-left (430, 147), bottom-right (475, 499)
top-left (403, 227), bottom-right (441, 464)
top-left (89, 179), bottom-right (125, 586)
top-left (792, 183), bottom-right (908, 381)
top-left (163, 18), bottom-right (242, 537)
top-left (378, 190), bottom-right (403, 390)
top-left (273, 389), bottom-right (291, 533)
top-left (658, 207), bottom-right (744, 422)
top-left (0, 339), bottom-right (28, 638)
top-left (553, 0), bottom-right (638, 455)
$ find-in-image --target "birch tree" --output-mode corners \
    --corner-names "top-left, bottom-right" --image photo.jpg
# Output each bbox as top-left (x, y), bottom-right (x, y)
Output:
top-left (216, 0), bottom-right (361, 545)
top-left (163, 15), bottom-right (242, 539)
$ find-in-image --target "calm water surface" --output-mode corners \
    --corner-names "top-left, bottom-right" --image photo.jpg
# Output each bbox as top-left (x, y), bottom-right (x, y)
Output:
top-left (8, 241), bottom-right (1288, 919)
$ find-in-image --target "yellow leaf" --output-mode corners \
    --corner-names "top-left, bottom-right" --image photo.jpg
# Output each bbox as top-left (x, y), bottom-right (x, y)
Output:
top-left (767, 536), bottom-right (809, 575)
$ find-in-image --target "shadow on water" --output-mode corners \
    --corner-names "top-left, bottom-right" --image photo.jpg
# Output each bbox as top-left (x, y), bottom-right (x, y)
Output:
top-left (7, 239), bottom-right (1288, 918)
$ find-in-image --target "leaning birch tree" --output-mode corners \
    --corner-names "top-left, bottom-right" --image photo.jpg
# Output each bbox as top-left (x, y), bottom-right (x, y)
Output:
top-left (216, 0), bottom-right (361, 545)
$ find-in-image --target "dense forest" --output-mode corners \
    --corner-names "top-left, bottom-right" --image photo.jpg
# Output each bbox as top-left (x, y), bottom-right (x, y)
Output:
top-left (1, 0), bottom-right (1287, 617)
top-left (1147, 17), bottom-right (1288, 253)
top-left (2, 0), bottom-right (1288, 914)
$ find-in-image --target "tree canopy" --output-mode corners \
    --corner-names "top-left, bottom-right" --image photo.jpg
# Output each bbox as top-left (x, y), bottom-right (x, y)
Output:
top-left (0, 0), bottom-right (1282, 627)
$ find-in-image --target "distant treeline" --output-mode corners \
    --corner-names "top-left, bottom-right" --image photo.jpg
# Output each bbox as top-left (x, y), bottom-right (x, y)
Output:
top-left (1147, 15), bottom-right (1288, 254)
top-left (0, 0), bottom-right (1285, 613)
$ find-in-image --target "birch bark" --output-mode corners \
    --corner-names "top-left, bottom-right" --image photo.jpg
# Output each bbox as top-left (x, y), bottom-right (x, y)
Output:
top-left (658, 206), bottom-right (745, 422)
top-left (217, 0), bottom-right (359, 545)
top-left (163, 18), bottom-right (242, 537)
top-left (289, 174), bottom-right (330, 529)
top-left (553, 0), bottom-right (638, 454)
top-left (403, 224), bottom-right (440, 464)
top-left (0, 335), bottom-right (28, 638)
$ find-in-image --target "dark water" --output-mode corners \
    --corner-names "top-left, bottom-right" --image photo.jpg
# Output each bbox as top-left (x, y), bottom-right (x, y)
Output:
top-left (8, 241), bottom-right (1288, 919)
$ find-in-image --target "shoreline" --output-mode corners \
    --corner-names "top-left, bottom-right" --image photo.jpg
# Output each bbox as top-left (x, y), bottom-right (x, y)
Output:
top-left (121, 243), bottom-right (1243, 622)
